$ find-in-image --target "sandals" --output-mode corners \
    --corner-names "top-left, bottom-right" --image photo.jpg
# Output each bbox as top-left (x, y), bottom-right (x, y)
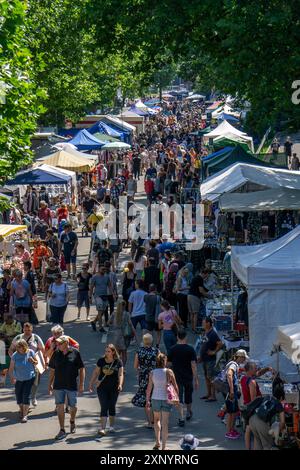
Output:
top-left (153, 443), bottom-right (160, 450)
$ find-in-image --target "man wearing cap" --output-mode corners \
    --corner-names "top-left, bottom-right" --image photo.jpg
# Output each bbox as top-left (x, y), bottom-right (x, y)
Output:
top-left (48, 335), bottom-right (85, 440)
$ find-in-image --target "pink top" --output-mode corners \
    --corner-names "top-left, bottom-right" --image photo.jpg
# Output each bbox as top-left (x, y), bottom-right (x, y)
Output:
top-left (158, 309), bottom-right (177, 330)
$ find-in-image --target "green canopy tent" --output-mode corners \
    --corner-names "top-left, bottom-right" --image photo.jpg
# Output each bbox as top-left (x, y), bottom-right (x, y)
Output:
top-left (93, 132), bottom-right (120, 143)
top-left (202, 145), bottom-right (274, 179)
top-left (212, 135), bottom-right (251, 152)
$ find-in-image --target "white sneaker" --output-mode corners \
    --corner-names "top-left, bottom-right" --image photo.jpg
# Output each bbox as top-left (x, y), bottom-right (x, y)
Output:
top-left (32, 399), bottom-right (37, 407)
top-left (108, 426), bottom-right (115, 433)
top-left (21, 416), bottom-right (28, 423)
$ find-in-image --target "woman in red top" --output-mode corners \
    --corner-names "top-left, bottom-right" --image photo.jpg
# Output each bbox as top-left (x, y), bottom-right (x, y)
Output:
top-left (57, 203), bottom-right (69, 223)
top-left (241, 361), bottom-right (272, 450)
top-left (38, 201), bottom-right (52, 227)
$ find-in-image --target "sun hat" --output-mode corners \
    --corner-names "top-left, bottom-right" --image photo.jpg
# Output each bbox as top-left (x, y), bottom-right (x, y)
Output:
top-left (179, 434), bottom-right (200, 450)
top-left (235, 349), bottom-right (249, 360)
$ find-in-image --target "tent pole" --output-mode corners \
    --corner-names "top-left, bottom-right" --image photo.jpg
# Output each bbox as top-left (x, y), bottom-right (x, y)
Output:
top-left (231, 268), bottom-right (234, 330)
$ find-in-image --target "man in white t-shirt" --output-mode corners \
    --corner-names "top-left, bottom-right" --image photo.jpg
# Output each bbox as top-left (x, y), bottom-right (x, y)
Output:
top-left (128, 280), bottom-right (147, 333)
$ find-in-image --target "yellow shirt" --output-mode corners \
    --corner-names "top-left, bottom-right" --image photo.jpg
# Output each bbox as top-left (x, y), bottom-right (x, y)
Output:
top-left (87, 212), bottom-right (104, 226)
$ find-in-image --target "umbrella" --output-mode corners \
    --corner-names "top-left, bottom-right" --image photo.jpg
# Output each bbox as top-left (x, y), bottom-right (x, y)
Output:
top-left (101, 142), bottom-right (131, 150)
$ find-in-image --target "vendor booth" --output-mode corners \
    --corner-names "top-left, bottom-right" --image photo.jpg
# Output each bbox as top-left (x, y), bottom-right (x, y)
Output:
top-left (203, 120), bottom-right (254, 152)
top-left (200, 163), bottom-right (300, 202)
top-left (5, 167), bottom-right (71, 186)
top-left (68, 129), bottom-right (105, 151)
top-left (34, 150), bottom-right (95, 173)
top-left (88, 121), bottom-right (124, 140)
top-left (231, 226), bottom-right (300, 365)
top-left (0, 224), bottom-right (29, 265)
top-left (201, 145), bottom-right (271, 179)
top-left (219, 188), bottom-right (300, 212)
top-left (118, 110), bottom-right (145, 134)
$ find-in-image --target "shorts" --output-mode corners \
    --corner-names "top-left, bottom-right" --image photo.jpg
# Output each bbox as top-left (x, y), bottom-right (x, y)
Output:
top-left (63, 252), bottom-right (77, 265)
top-left (225, 395), bottom-right (239, 414)
top-left (151, 399), bottom-right (172, 413)
top-left (187, 295), bottom-right (201, 314)
top-left (131, 315), bottom-right (147, 330)
top-left (54, 389), bottom-right (77, 408)
top-left (77, 291), bottom-right (90, 308)
top-left (95, 296), bottom-right (109, 311)
top-left (146, 320), bottom-right (159, 332)
top-left (178, 381), bottom-right (193, 405)
top-left (203, 360), bottom-right (217, 380)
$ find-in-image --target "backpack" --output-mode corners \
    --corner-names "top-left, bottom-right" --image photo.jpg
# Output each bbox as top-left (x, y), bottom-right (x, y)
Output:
top-left (241, 396), bottom-right (264, 424)
top-left (213, 361), bottom-right (238, 395)
top-left (256, 396), bottom-right (280, 423)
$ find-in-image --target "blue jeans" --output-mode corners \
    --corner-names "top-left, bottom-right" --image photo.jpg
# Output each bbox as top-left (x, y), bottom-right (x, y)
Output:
top-left (163, 330), bottom-right (177, 356)
top-left (50, 305), bottom-right (67, 324)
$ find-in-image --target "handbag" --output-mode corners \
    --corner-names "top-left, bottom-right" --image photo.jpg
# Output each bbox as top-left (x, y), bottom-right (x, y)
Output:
top-left (166, 369), bottom-right (179, 405)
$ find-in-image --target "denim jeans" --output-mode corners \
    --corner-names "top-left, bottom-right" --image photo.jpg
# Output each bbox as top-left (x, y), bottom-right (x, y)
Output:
top-left (163, 330), bottom-right (177, 356)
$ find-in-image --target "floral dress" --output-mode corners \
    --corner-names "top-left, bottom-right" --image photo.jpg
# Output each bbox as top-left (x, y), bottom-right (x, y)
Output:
top-left (132, 346), bottom-right (159, 408)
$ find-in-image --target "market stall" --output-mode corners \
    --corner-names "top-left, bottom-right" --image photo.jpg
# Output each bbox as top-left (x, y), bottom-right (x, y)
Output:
top-left (34, 150), bottom-right (95, 173)
top-left (231, 226), bottom-right (300, 366)
top-left (0, 224), bottom-right (29, 267)
top-left (68, 129), bottom-right (105, 151)
top-left (203, 120), bottom-right (254, 152)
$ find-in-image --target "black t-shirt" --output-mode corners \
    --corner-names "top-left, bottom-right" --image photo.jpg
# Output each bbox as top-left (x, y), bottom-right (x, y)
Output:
top-left (147, 247), bottom-right (160, 266)
top-left (98, 247), bottom-right (113, 265)
top-left (77, 272), bottom-right (92, 291)
top-left (60, 231), bottom-right (78, 252)
top-left (189, 275), bottom-right (206, 298)
top-left (143, 266), bottom-right (161, 292)
top-left (97, 357), bottom-right (123, 390)
top-left (82, 198), bottom-right (98, 213)
top-left (133, 156), bottom-right (141, 169)
top-left (49, 348), bottom-right (84, 391)
top-left (200, 328), bottom-right (221, 362)
top-left (168, 344), bottom-right (197, 383)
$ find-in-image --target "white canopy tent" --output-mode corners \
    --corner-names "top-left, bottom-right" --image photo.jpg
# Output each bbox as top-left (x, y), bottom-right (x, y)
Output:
top-left (204, 120), bottom-right (254, 152)
top-left (219, 188), bottom-right (300, 212)
top-left (231, 226), bottom-right (300, 365)
top-left (51, 142), bottom-right (98, 160)
top-left (200, 162), bottom-right (300, 202)
top-left (278, 322), bottom-right (300, 365)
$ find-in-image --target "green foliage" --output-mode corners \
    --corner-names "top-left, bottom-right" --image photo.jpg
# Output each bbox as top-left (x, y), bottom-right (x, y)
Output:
top-left (0, 0), bottom-right (43, 179)
top-left (86, 0), bottom-right (300, 134)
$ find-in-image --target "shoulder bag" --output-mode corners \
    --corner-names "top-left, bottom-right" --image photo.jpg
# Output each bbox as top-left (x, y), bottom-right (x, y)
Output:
top-left (166, 368), bottom-right (179, 405)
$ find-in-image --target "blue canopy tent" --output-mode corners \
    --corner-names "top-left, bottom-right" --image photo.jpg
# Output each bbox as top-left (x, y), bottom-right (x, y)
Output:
top-left (88, 121), bottom-right (124, 140)
top-left (58, 128), bottom-right (80, 138)
top-left (6, 168), bottom-right (71, 186)
top-left (103, 122), bottom-right (132, 144)
top-left (68, 129), bottom-right (105, 151)
top-left (217, 112), bottom-right (240, 123)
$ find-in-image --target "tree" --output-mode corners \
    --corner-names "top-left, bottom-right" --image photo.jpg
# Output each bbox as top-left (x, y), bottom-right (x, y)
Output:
top-left (86, 0), bottom-right (300, 134)
top-left (0, 0), bottom-right (43, 180)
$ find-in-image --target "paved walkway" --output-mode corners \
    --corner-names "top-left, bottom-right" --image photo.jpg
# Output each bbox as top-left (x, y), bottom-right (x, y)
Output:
top-left (0, 179), bottom-right (244, 450)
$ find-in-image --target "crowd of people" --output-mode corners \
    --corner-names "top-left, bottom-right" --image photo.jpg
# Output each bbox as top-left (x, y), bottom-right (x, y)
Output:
top-left (0, 98), bottom-right (290, 451)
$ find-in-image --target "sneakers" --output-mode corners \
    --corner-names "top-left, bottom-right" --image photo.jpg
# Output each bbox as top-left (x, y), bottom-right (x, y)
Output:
top-left (186, 412), bottom-right (193, 421)
top-left (225, 430), bottom-right (241, 440)
top-left (178, 419), bottom-right (185, 427)
top-left (55, 429), bottom-right (67, 440)
top-left (21, 416), bottom-right (28, 423)
top-left (98, 429), bottom-right (106, 436)
top-left (32, 398), bottom-right (38, 407)
top-left (108, 426), bottom-right (115, 433)
top-left (86, 317), bottom-right (90, 322)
